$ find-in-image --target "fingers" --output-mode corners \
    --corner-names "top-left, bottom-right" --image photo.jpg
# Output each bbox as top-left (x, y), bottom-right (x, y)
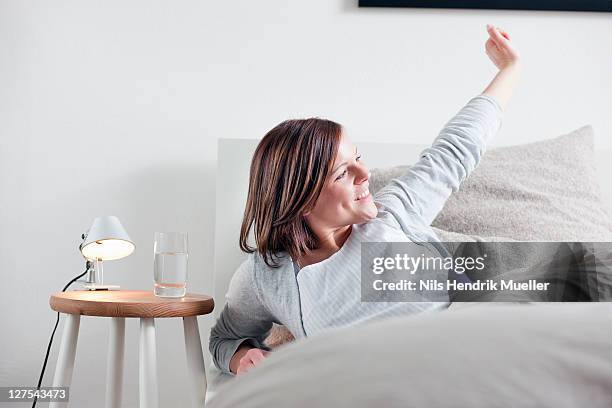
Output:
top-left (485, 38), bottom-right (499, 52)
top-left (249, 348), bottom-right (267, 365)
top-left (491, 25), bottom-right (511, 40)
top-left (485, 24), bottom-right (520, 69)
top-left (237, 348), bottom-right (269, 375)
top-left (236, 359), bottom-right (254, 375)
top-left (487, 24), bottom-right (508, 47)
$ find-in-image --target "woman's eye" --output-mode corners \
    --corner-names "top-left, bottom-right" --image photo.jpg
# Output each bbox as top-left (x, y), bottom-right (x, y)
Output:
top-left (335, 170), bottom-right (347, 181)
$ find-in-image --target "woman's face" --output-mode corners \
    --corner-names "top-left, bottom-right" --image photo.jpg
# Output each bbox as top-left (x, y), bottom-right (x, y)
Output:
top-left (305, 134), bottom-right (378, 231)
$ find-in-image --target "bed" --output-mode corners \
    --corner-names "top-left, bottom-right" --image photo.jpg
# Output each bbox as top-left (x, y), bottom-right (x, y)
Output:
top-left (208, 126), bottom-right (612, 406)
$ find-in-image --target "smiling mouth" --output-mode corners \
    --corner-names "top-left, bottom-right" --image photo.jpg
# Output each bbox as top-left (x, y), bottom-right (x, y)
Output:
top-left (355, 189), bottom-right (370, 201)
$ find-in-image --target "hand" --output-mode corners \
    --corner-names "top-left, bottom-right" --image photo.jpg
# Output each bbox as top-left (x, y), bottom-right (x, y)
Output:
top-left (236, 348), bottom-right (270, 375)
top-left (485, 24), bottom-right (520, 70)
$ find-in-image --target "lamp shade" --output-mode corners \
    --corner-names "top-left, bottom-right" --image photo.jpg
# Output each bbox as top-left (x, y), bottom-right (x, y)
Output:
top-left (80, 216), bottom-right (135, 261)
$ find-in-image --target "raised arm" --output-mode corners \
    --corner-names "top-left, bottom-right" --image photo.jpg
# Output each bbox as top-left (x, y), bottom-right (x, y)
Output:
top-left (374, 25), bottom-right (521, 229)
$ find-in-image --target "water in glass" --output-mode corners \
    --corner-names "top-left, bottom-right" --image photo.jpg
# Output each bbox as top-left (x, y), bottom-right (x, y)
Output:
top-left (154, 232), bottom-right (188, 297)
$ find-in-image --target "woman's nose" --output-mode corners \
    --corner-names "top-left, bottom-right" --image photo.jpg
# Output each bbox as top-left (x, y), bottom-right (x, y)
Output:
top-left (355, 165), bottom-right (370, 183)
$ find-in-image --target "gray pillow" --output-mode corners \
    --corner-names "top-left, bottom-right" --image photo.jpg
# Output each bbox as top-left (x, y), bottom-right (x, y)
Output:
top-left (371, 126), bottom-right (612, 241)
top-left (433, 228), bottom-right (611, 302)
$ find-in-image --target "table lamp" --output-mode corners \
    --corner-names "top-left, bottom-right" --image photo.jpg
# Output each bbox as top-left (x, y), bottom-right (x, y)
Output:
top-left (79, 215), bottom-right (135, 290)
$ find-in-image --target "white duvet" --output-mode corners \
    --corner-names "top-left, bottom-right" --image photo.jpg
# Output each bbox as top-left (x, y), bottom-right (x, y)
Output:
top-left (209, 303), bottom-right (612, 408)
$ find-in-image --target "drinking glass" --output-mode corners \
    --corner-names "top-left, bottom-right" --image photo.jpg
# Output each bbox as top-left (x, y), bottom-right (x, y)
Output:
top-left (153, 232), bottom-right (188, 297)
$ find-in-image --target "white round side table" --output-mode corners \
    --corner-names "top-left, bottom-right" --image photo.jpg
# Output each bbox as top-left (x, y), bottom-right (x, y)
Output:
top-left (49, 290), bottom-right (215, 408)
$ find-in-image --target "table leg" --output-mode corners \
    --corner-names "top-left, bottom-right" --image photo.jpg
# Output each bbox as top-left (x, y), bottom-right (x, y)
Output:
top-left (183, 316), bottom-right (207, 407)
top-left (139, 318), bottom-right (158, 408)
top-left (105, 317), bottom-right (125, 408)
top-left (50, 313), bottom-right (81, 408)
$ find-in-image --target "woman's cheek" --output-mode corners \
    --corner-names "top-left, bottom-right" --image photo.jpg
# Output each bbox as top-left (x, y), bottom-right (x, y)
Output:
top-left (340, 189), bottom-right (354, 208)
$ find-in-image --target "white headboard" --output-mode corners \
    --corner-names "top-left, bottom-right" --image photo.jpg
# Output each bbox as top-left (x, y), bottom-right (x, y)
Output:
top-left (214, 138), bottom-right (612, 314)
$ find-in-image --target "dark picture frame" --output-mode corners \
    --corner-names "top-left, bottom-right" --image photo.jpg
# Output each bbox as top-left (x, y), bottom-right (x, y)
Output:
top-left (359, 0), bottom-right (612, 12)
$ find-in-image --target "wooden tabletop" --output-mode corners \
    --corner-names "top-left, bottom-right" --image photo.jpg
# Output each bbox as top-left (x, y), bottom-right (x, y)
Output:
top-left (50, 290), bottom-right (214, 318)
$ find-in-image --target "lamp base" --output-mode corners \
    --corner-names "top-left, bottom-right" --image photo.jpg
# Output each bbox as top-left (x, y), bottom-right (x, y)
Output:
top-left (83, 284), bottom-right (121, 291)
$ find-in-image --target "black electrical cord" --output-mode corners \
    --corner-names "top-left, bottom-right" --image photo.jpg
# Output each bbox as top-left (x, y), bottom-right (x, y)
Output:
top-left (31, 262), bottom-right (91, 408)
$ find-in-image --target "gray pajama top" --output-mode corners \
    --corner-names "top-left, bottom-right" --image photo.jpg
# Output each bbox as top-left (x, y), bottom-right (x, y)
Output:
top-left (209, 94), bottom-right (503, 374)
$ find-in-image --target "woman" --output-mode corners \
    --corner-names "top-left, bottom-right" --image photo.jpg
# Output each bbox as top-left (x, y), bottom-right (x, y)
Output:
top-left (210, 24), bottom-right (521, 375)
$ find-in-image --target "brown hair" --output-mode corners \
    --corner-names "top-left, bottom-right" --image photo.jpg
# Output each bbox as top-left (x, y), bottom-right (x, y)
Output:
top-left (239, 118), bottom-right (342, 268)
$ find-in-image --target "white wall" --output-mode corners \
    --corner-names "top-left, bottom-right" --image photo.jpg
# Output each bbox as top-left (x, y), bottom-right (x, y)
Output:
top-left (1, 1), bottom-right (610, 406)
